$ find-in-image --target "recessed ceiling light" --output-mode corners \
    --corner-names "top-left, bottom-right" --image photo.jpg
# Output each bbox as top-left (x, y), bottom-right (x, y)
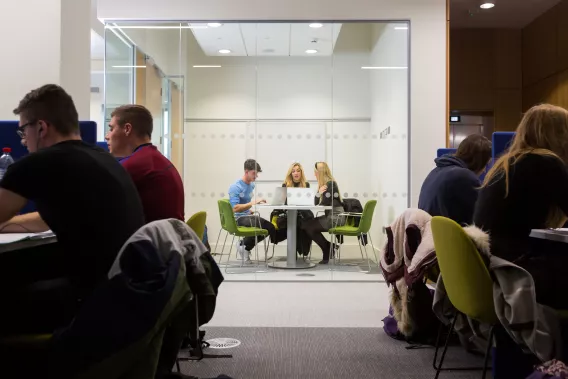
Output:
top-left (207, 23), bottom-right (223, 28)
top-left (193, 65), bottom-right (222, 68)
top-left (479, 2), bottom-right (495, 9)
top-left (218, 49), bottom-right (232, 54)
top-left (305, 49), bottom-right (318, 54)
top-left (394, 26), bottom-right (408, 30)
top-left (309, 23), bottom-right (323, 28)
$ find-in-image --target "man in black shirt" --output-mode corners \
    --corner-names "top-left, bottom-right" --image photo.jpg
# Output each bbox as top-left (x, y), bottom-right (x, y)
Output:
top-left (0, 84), bottom-right (145, 332)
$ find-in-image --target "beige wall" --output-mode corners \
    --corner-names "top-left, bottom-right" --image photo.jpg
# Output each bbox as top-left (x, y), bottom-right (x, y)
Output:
top-left (522, 0), bottom-right (568, 111)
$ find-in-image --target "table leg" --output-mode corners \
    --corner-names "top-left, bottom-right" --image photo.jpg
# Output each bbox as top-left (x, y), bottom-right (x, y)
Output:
top-left (268, 209), bottom-right (315, 269)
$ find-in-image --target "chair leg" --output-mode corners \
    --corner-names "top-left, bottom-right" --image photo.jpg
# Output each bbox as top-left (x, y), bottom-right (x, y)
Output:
top-left (215, 230), bottom-right (229, 265)
top-left (359, 236), bottom-right (372, 273)
top-left (434, 316), bottom-right (458, 379)
top-left (481, 326), bottom-right (495, 379)
top-left (212, 228), bottom-right (223, 256)
top-left (224, 235), bottom-right (236, 274)
top-left (368, 233), bottom-right (380, 268)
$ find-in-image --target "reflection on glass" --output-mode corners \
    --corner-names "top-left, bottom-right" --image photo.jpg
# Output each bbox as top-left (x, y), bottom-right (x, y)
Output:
top-left (102, 21), bottom-right (409, 281)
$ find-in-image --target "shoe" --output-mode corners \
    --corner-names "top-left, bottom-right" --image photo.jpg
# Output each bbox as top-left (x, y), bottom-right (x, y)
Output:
top-left (318, 244), bottom-right (338, 265)
top-left (236, 244), bottom-right (252, 263)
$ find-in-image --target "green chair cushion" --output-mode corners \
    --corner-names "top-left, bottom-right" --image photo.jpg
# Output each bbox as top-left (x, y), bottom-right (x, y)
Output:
top-left (234, 227), bottom-right (269, 238)
top-left (329, 225), bottom-right (360, 236)
top-left (0, 333), bottom-right (52, 349)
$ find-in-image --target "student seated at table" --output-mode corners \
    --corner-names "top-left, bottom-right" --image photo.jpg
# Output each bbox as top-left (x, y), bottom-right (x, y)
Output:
top-left (0, 84), bottom-right (145, 333)
top-left (418, 134), bottom-right (492, 225)
top-left (105, 104), bottom-right (184, 223)
top-left (229, 159), bottom-right (276, 263)
top-left (300, 162), bottom-right (345, 264)
top-left (474, 103), bottom-right (568, 310)
top-left (271, 162), bottom-right (313, 256)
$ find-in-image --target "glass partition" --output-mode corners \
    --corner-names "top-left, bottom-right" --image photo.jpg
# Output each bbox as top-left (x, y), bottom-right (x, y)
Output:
top-left (103, 21), bottom-right (409, 282)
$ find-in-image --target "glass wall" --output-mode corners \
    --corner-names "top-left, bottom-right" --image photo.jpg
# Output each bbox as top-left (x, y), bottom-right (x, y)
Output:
top-left (103, 21), bottom-right (409, 282)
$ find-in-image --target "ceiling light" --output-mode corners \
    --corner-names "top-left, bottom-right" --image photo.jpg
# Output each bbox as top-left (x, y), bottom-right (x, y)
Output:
top-left (305, 49), bottom-right (318, 54)
top-left (207, 23), bottom-right (223, 28)
top-left (218, 49), bottom-right (232, 54)
top-left (309, 23), bottom-right (323, 28)
top-left (394, 26), bottom-right (408, 30)
top-left (479, 2), bottom-right (495, 9)
top-left (112, 65), bottom-right (146, 68)
top-left (361, 66), bottom-right (408, 70)
top-left (106, 25), bottom-right (207, 29)
top-left (193, 65), bottom-right (222, 68)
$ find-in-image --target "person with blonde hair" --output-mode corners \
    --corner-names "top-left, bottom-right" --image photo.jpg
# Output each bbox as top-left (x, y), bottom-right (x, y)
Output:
top-left (300, 162), bottom-right (345, 264)
top-left (474, 103), bottom-right (568, 309)
top-left (271, 163), bottom-right (313, 255)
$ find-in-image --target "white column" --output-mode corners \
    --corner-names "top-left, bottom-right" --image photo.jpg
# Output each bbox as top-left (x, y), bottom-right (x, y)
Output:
top-left (0, 0), bottom-right (91, 120)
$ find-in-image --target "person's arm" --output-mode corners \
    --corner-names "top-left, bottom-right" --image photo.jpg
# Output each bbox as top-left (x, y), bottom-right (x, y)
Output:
top-left (0, 189), bottom-right (49, 232)
top-left (546, 157), bottom-right (568, 217)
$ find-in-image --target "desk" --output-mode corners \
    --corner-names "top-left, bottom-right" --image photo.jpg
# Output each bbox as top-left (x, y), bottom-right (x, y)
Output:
top-left (0, 233), bottom-right (58, 254)
top-left (529, 229), bottom-right (568, 244)
top-left (256, 205), bottom-right (332, 269)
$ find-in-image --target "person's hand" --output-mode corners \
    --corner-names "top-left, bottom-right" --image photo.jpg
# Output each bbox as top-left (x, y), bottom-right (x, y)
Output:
top-left (252, 198), bottom-right (266, 205)
top-left (318, 185), bottom-right (328, 194)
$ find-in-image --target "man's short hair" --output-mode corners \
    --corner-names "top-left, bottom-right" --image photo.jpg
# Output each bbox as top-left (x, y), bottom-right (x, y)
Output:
top-left (13, 84), bottom-right (79, 136)
top-left (111, 104), bottom-right (153, 138)
top-left (244, 159), bottom-right (262, 172)
top-left (455, 134), bottom-right (492, 172)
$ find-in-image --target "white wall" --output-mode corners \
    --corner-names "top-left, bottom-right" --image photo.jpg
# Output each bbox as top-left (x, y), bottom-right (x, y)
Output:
top-left (0, 0), bottom-right (91, 120)
top-left (97, 0), bottom-right (448, 210)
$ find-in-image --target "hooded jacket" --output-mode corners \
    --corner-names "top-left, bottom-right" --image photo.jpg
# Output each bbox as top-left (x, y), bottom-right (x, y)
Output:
top-left (418, 155), bottom-right (480, 225)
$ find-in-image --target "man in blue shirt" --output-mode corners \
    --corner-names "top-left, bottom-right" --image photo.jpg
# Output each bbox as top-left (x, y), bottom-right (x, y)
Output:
top-left (229, 159), bottom-right (275, 262)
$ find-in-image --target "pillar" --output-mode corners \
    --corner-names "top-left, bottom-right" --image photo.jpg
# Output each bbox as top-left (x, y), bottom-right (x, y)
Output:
top-left (0, 0), bottom-right (91, 120)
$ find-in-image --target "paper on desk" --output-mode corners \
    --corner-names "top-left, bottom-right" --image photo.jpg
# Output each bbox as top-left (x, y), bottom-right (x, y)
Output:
top-left (0, 230), bottom-right (55, 244)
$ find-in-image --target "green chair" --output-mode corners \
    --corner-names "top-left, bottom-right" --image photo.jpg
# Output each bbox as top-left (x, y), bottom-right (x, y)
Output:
top-left (431, 216), bottom-right (498, 379)
top-left (216, 199), bottom-right (269, 273)
top-left (328, 200), bottom-right (379, 272)
top-left (186, 211), bottom-right (207, 241)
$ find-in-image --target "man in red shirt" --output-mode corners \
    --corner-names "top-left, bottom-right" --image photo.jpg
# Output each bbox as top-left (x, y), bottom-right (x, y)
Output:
top-left (105, 104), bottom-right (185, 223)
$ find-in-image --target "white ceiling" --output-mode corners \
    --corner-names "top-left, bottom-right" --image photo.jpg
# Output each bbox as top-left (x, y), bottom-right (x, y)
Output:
top-left (451, 0), bottom-right (561, 28)
top-left (189, 23), bottom-right (342, 56)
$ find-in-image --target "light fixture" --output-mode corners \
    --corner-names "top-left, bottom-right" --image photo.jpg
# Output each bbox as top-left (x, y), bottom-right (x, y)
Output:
top-left (479, 1), bottom-right (495, 9)
top-left (207, 23), bottom-right (223, 28)
top-left (112, 65), bottom-right (146, 68)
top-left (305, 49), bottom-right (318, 54)
top-left (106, 25), bottom-right (207, 29)
top-left (218, 49), bottom-right (232, 54)
top-left (193, 65), bottom-right (222, 68)
top-left (309, 23), bottom-right (323, 28)
top-left (394, 26), bottom-right (408, 30)
top-left (361, 66), bottom-right (408, 70)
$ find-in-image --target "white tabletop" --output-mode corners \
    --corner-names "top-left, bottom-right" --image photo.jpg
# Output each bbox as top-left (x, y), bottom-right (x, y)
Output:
top-left (255, 205), bottom-right (332, 210)
top-left (530, 228), bottom-right (568, 243)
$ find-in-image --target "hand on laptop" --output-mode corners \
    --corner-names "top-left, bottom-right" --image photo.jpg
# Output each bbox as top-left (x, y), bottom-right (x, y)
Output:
top-left (252, 198), bottom-right (266, 205)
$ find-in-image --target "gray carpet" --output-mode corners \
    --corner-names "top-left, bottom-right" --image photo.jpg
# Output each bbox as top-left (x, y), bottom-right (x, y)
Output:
top-left (178, 327), bottom-right (490, 379)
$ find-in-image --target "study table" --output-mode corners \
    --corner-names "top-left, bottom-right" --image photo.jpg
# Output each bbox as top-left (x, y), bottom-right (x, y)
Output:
top-left (0, 232), bottom-right (57, 254)
top-left (255, 205), bottom-right (331, 269)
top-left (529, 228), bottom-right (568, 244)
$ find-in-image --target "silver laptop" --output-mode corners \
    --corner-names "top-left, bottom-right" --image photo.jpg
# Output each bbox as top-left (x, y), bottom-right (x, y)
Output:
top-left (287, 188), bottom-right (315, 206)
top-left (270, 187), bottom-right (287, 206)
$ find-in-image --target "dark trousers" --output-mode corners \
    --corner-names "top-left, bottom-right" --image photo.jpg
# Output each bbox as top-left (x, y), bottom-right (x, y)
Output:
top-left (301, 216), bottom-right (332, 257)
top-left (236, 215), bottom-right (275, 251)
top-left (0, 242), bottom-right (79, 335)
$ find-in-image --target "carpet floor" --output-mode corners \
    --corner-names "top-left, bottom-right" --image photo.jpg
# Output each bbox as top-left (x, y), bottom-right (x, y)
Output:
top-left (178, 327), bottom-right (490, 379)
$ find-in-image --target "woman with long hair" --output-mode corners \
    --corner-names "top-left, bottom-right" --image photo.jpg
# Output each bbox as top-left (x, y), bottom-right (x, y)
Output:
top-left (271, 163), bottom-right (313, 255)
top-left (474, 103), bottom-right (568, 309)
top-left (300, 162), bottom-right (345, 264)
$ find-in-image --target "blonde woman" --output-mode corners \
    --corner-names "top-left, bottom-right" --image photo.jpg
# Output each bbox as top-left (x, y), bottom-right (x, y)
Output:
top-left (271, 163), bottom-right (313, 255)
top-left (474, 103), bottom-right (568, 309)
top-left (300, 162), bottom-right (345, 264)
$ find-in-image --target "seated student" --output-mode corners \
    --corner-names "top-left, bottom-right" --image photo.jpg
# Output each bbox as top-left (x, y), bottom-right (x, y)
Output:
top-left (418, 134), bottom-right (492, 225)
top-left (0, 84), bottom-right (145, 333)
top-left (474, 104), bottom-right (568, 310)
top-left (229, 159), bottom-right (276, 262)
top-left (105, 104), bottom-right (184, 223)
top-left (300, 162), bottom-right (345, 264)
top-left (271, 163), bottom-right (313, 256)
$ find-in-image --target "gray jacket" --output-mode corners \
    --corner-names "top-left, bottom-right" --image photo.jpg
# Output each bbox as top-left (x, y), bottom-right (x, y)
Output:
top-left (433, 225), bottom-right (563, 362)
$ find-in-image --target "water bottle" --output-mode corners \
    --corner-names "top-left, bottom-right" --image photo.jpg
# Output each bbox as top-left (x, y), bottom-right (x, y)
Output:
top-left (0, 148), bottom-right (14, 182)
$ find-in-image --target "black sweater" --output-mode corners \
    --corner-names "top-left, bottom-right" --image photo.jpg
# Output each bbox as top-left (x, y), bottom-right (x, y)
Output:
top-left (473, 153), bottom-right (568, 262)
top-left (315, 181), bottom-right (343, 208)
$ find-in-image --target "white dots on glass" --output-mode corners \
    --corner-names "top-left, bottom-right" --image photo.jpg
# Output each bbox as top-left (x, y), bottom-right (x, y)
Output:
top-left (402, 134), bottom-right (407, 140)
top-left (200, 193), bottom-right (206, 197)
top-left (258, 134), bottom-right (263, 139)
top-left (362, 134), bottom-right (368, 140)
top-left (326, 134), bottom-right (331, 139)
top-left (201, 134), bottom-right (206, 139)
top-left (210, 192), bottom-right (215, 197)
top-left (402, 193), bottom-right (407, 198)
top-left (296, 192), bottom-right (301, 197)
top-left (267, 135), bottom-right (273, 139)
top-left (210, 134), bottom-right (216, 139)
top-left (191, 192), bottom-right (196, 197)
top-left (249, 134), bottom-right (255, 139)
top-left (343, 192), bottom-right (348, 198)
top-left (258, 193), bottom-right (263, 197)
top-left (239, 134), bottom-right (245, 139)
top-left (267, 192), bottom-right (273, 197)
top-left (191, 134), bottom-right (196, 139)
top-left (287, 135), bottom-right (292, 139)
top-left (343, 135), bottom-right (349, 140)
top-left (325, 193), bottom-right (331, 198)
top-left (333, 134), bottom-right (339, 139)
top-left (392, 193), bottom-right (398, 198)
top-left (220, 134), bottom-right (226, 139)
top-left (220, 192), bottom-right (225, 197)
top-left (297, 134), bottom-right (302, 139)
top-left (353, 134), bottom-right (358, 139)
top-left (353, 192), bottom-right (359, 198)
top-left (277, 134), bottom-right (282, 139)
top-left (230, 134), bottom-right (235, 139)
top-left (372, 192), bottom-right (378, 197)
top-left (316, 134), bottom-right (321, 139)
top-left (382, 193), bottom-right (388, 198)
top-left (306, 134), bottom-right (312, 139)
top-left (372, 134), bottom-right (378, 139)
top-left (363, 192), bottom-right (368, 198)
